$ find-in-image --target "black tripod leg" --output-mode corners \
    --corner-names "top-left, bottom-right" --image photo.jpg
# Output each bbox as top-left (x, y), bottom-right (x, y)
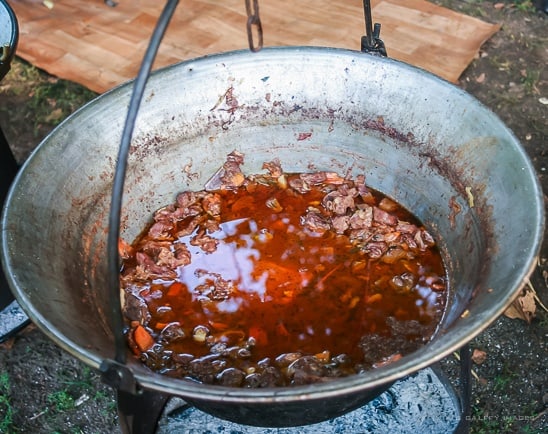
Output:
top-left (0, 126), bottom-right (18, 180)
top-left (454, 344), bottom-right (472, 433)
top-left (117, 389), bottom-right (170, 434)
top-left (0, 124), bottom-right (29, 342)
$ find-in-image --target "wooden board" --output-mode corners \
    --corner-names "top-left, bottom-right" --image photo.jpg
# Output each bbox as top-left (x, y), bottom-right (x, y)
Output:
top-left (8, 0), bottom-right (500, 93)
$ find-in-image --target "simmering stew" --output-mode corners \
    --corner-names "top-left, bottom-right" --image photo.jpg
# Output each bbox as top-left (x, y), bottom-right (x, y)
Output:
top-left (120, 152), bottom-right (447, 387)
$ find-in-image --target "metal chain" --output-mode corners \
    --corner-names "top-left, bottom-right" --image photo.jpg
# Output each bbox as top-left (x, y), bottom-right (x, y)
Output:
top-left (245, 0), bottom-right (263, 52)
top-left (361, 0), bottom-right (387, 56)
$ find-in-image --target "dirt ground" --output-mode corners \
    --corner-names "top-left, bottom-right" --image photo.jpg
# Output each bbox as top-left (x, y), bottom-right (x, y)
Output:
top-left (0, 1), bottom-right (546, 433)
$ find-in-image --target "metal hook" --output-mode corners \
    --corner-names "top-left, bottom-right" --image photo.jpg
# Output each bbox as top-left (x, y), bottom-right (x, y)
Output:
top-left (245, 0), bottom-right (263, 52)
top-left (361, 0), bottom-right (387, 56)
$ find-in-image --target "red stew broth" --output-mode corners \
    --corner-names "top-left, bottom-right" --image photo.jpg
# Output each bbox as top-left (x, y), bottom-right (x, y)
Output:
top-left (121, 167), bottom-right (447, 386)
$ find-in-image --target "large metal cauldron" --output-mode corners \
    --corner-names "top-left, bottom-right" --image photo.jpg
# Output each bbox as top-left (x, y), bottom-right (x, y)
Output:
top-left (1, 48), bottom-right (544, 427)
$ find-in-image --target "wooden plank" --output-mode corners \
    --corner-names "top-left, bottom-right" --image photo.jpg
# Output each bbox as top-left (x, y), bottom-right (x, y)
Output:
top-left (9, 0), bottom-right (500, 93)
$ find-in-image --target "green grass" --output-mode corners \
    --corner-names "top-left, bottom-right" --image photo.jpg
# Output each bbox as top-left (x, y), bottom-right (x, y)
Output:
top-left (45, 366), bottom-right (97, 413)
top-left (93, 389), bottom-right (117, 416)
top-left (46, 390), bottom-right (75, 412)
top-left (469, 404), bottom-right (501, 434)
top-left (512, 0), bottom-right (536, 13)
top-left (28, 79), bottom-right (97, 127)
top-left (521, 68), bottom-right (540, 95)
top-left (43, 366), bottom-right (116, 429)
top-left (492, 362), bottom-right (520, 393)
top-left (1, 58), bottom-right (97, 138)
top-left (0, 371), bottom-right (14, 433)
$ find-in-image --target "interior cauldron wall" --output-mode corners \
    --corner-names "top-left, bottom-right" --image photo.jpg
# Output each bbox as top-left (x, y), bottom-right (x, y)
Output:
top-left (1, 48), bottom-right (543, 426)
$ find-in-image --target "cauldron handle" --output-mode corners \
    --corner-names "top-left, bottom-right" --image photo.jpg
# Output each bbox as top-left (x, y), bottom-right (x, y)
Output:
top-left (102, 1), bottom-right (179, 432)
top-left (106, 0), bottom-right (179, 366)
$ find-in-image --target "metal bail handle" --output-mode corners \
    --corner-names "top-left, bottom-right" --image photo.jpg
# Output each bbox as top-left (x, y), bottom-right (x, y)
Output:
top-left (105, 0), bottom-right (179, 371)
top-left (104, 1), bottom-right (180, 431)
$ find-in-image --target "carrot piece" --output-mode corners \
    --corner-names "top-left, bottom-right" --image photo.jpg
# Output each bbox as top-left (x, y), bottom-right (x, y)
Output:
top-left (209, 321), bottom-right (229, 331)
top-left (154, 322), bottom-right (168, 331)
top-left (134, 325), bottom-right (155, 352)
top-left (270, 219), bottom-right (287, 231)
top-left (365, 293), bottom-right (383, 304)
top-left (314, 350), bottom-right (331, 362)
top-left (252, 260), bottom-right (305, 298)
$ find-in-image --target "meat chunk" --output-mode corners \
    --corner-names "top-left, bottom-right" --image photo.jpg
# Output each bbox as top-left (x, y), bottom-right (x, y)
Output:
top-left (300, 208), bottom-right (331, 232)
top-left (194, 270), bottom-right (234, 301)
top-left (133, 252), bottom-right (177, 280)
top-left (219, 151), bottom-right (245, 190)
top-left (262, 159), bottom-right (283, 178)
top-left (331, 215), bottom-right (350, 234)
top-left (349, 206), bottom-right (373, 229)
top-left (321, 184), bottom-right (358, 215)
top-left (123, 291), bottom-right (151, 324)
top-left (190, 230), bottom-right (219, 253)
top-left (373, 207), bottom-right (398, 226)
top-left (288, 177), bottom-right (310, 194)
top-left (202, 193), bottom-right (222, 217)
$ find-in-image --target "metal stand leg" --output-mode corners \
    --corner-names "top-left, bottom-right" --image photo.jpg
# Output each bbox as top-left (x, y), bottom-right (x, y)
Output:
top-left (454, 344), bottom-right (472, 434)
top-left (0, 126), bottom-right (18, 179)
top-left (0, 124), bottom-right (30, 342)
top-left (101, 359), bottom-right (170, 434)
top-left (117, 389), bottom-right (170, 434)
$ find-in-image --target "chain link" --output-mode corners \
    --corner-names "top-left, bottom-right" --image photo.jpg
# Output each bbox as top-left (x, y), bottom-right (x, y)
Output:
top-left (245, 0), bottom-right (263, 52)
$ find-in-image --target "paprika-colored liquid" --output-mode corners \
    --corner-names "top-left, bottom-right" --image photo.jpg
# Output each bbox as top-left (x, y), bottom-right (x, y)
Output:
top-left (127, 177), bottom-right (446, 373)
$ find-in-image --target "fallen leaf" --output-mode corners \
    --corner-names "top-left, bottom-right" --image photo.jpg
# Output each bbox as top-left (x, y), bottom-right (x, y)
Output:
top-left (0, 337), bottom-right (15, 350)
top-left (475, 73), bottom-right (486, 83)
top-left (494, 3), bottom-right (505, 9)
top-left (44, 108), bottom-right (64, 123)
top-left (504, 287), bottom-right (536, 323)
top-left (471, 349), bottom-right (487, 365)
